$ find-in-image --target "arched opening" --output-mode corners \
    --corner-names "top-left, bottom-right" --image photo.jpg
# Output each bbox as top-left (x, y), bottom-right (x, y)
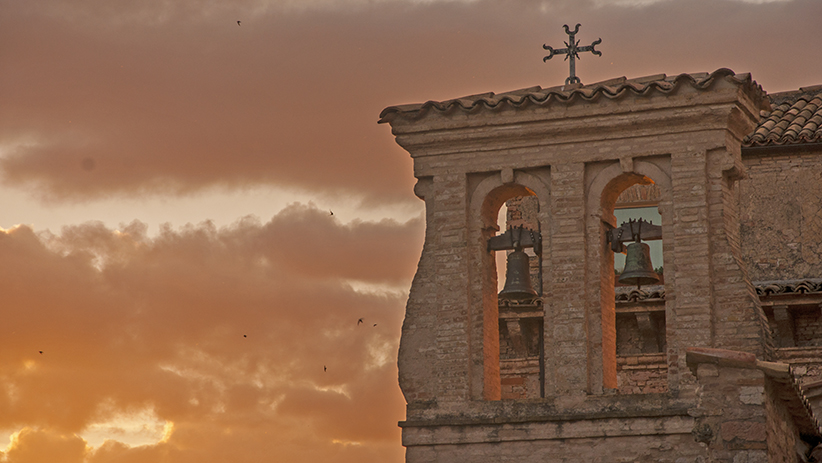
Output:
top-left (477, 183), bottom-right (540, 400)
top-left (497, 195), bottom-right (544, 399)
top-left (600, 172), bottom-right (668, 394)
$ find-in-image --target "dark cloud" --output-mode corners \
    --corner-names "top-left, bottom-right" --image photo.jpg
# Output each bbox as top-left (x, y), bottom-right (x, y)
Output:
top-left (2, 0), bottom-right (819, 203)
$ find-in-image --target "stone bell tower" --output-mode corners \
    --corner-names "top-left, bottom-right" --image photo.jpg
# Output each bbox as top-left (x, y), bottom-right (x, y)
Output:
top-left (380, 69), bottom-right (821, 462)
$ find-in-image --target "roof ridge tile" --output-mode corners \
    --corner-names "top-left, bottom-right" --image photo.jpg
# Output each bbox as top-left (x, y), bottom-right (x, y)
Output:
top-left (379, 68), bottom-right (766, 124)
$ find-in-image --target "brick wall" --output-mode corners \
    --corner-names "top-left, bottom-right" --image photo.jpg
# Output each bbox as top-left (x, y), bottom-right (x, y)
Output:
top-left (765, 377), bottom-right (801, 463)
top-left (764, 305), bottom-right (822, 348)
top-left (615, 183), bottom-right (661, 207)
top-left (500, 358), bottom-right (541, 399)
top-left (616, 354), bottom-right (668, 394)
top-left (686, 348), bottom-right (817, 462)
top-left (741, 150), bottom-right (822, 281)
top-left (793, 307), bottom-right (822, 347)
top-left (385, 72), bottom-right (790, 462)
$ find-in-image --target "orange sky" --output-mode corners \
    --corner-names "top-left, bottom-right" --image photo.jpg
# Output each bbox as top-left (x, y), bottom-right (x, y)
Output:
top-left (1, 0), bottom-right (821, 461)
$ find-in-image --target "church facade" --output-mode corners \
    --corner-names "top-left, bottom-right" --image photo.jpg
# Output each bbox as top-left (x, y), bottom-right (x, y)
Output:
top-left (380, 69), bottom-right (822, 462)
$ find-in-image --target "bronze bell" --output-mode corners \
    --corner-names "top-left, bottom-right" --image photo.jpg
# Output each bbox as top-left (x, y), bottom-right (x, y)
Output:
top-left (499, 247), bottom-right (538, 301)
top-left (618, 242), bottom-right (659, 288)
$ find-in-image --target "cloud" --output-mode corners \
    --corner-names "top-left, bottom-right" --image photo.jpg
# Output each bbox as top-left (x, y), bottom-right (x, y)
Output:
top-left (2, 428), bottom-right (88, 463)
top-left (3, 0), bottom-right (818, 205)
top-left (0, 203), bottom-right (415, 462)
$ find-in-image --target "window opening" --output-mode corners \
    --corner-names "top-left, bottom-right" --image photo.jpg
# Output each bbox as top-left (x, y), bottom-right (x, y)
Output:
top-left (609, 195), bottom-right (667, 394)
top-left (494, 195), bottom-right (544, 399)
top-left (613, 206), bottom-right (663, 284)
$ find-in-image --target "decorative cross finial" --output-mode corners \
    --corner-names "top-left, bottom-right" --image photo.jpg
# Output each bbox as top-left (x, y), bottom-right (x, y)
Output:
top-left (543, 24), bottom-right (602, 86)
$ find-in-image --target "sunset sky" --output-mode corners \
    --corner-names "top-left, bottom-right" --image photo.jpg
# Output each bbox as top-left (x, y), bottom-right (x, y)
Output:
top-left (1, 0), bottom-right (821, 461)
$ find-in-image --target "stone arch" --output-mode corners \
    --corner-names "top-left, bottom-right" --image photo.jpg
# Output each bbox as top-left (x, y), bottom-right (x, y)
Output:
top-left (584, 158), bottom-right (673, 393)
top-left (467, 169), bottom-right (550, 400)
top-left (587, 160), bottom-right (672, 218)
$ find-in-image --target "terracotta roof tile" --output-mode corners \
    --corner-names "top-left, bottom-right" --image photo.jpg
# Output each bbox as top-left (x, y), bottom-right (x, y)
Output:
top-left (613, 280), bottom-right (822, 303)
top-left (754, 279), bottom-right (822, 296)
top-left (380, 67), bottom-right (822, 150)
top-left (745, 86), bottom-right (822, 147)
top-left (379, 68), bottom-right (765, 123)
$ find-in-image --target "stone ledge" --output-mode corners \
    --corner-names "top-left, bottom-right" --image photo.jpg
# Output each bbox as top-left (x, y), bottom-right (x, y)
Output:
top-left (401, 415), bottom-right (696, 446)
top-left (777, 346), bottom-right (822, 361)
top-left (617, 353), bottom-right (667, 366)
top-left (401, 396), bottom-right (692, 429)
top-left (685, 347), bottom-right (757, 373)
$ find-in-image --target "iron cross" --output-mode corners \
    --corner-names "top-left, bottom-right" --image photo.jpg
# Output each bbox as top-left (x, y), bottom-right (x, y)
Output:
top-left (543, 24), bottom-right (602, 85)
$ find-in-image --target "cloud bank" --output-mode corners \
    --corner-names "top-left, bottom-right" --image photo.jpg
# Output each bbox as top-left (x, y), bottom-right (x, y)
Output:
top-left (1, 0), bottom-right (819, 204)
top-left (0, 203), bottom-right (421, 462)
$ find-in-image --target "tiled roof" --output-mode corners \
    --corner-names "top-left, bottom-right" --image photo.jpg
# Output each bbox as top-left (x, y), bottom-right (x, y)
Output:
top-left (744, 86), bottom-right (822, 147)
top-left (379, 68), bottom-right (766, 123)
top-left (754, 279), bottom-right (822, 296)
top-left (613, 279), bottom-right (822, 303)
top-left (615, 286), bottom-right (664, 303)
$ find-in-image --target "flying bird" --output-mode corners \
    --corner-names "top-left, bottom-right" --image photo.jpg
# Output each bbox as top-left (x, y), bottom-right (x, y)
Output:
top-left (243, 335), bottom-right (247, 338)
top-left (330, 210), bottom-right (334, 216)
top-left (373, 324), bottom-right (377, 327)
top-left (357, 318), bottom-right (364, 325)
top-left (39, 351), bottom-right (43, 354)
top-left (237, 20), bottom-right (241, 26)
top-left (323, 365), bottom-right (327, 372)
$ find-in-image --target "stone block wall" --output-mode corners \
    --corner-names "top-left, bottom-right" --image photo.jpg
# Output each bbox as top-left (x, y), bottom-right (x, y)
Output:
top-left (686, 348), bottom-right (806, 463)
top-left (615, 310), bottom-right (666, 355)
top-left (615, 183), bottom-right (662, 207)
top-left (505, 195), bottom-right (540, 230)
top-left (616, 353), bottom-right (668, 394)
top-left (382, 71), bottom-right (798, 462)
top-left (794, 307), bottom-right (822, 347)
top-left (499, 359), bottom-right (541, 399)
top-left (765, 376), bottom-right (802, 463)
top-left (740, 150), bottom-right (822, 281)
top-left (404, 433), bottom-right (703, 463)
top-left (499, 316), bottom-right (543, 399)
top-left (765, 305), bottom-right (822, 348)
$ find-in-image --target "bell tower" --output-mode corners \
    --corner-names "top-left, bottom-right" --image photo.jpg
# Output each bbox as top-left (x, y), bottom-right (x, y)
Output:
top-left (379, 70), bottom-right (817, 462)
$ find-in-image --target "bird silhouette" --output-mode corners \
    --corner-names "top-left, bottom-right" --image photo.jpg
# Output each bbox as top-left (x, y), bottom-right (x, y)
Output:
top-left (323, 365), bottom-right (327, 372)
top-left (39, 351), bottom-right (43, 354)
top-left (330, 210), bottom-right (334, 216)
top-left (243, 335), bottom-right (247, 338)
top-left (373, 324), bottom-right (377, 327)
top-left (357, 318), bottom-right (363, 325)
top-left (237, 20), bottom-right (241, 26)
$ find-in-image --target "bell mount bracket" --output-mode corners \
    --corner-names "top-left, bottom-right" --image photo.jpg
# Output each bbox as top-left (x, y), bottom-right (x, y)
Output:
top-left (488, 225), bottom-right (542, 255)
top-left (606, 218), bottom-right (662, 253)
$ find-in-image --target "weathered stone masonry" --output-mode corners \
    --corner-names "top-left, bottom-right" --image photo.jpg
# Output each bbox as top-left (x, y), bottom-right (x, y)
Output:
top-left (381, 71), bottom-right (822, 462)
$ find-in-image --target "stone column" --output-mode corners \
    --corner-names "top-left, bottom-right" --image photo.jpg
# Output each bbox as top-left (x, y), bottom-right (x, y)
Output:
top-left (670, 149), bottom-right (714, 369)
top-left (549, 162), bottom-right (589, 395)
top-left (431, 173), bottom-right (473, 404)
